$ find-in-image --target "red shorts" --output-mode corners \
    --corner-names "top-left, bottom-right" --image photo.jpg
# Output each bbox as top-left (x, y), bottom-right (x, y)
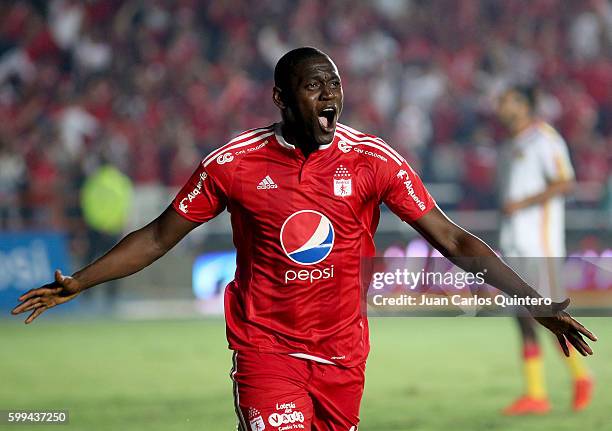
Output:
top-left (230, 351), bottom-right (365, 431)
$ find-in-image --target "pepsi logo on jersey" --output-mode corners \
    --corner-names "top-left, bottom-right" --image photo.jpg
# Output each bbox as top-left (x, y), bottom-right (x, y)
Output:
top-left (279, 210), bottom-right (335, 284)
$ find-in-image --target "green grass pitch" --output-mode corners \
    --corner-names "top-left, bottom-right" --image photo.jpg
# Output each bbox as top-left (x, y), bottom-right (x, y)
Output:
top-left (1, 317), bottom-right (610, 430)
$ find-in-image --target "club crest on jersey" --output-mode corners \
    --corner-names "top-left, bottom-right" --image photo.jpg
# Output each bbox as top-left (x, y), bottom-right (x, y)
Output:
top-left (333, 165), bottom-right (352, 197)
top-left (248, 407), bottom-right (266, 431)
top-left (280, 210), bottom-right (334, 265)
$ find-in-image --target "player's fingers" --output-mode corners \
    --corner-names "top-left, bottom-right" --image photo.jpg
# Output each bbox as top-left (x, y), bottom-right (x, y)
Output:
top-left (13, 286), bottom-right (63, 313)
top-left (565, 336), bottom-right (586, 356)
top-left (556, 334), bottom-right (570, 357)
top-left (567, 331), bottom-right (592, 356)
top-left (18, 288), bottom-right (42, 302)
top-left (24, 306), bottom-right (47, 324)
top-left (573, 331), bottom-right (593, 356)
top-left (12, 300), bottom-right (33, 315)
top-left (21, 301), bottom-right (47, 314)
top-left (18, 286), bottom-right (60, 302)
top-left (11, 297), bottom-right (43, 314)
top-left (568, 317), bottom-right (597, 342)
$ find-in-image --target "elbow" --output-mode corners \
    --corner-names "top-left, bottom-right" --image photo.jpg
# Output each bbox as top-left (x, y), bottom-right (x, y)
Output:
top-left (443, 229), bottom-right (484, 258)
top-left (147, 222), bottom-right (172, 260)
top-left (150, 239), bottom-right (169, 260)
top-left (151, 233), bottom-right (172, 260)
top-left (444, 234), bottom-right (464, 257)
top-left (435, 228), bottom-right (464, 257)
top-left (563, 179), bottom-right (576, 195)
top-left (553, 178), bottom-right (575, 196)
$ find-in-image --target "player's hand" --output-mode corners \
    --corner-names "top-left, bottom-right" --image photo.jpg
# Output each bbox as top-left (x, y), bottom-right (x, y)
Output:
top-left (531, 298), bottom-right (597, 357)
top-left (11, 270), bottom-right (83, 324)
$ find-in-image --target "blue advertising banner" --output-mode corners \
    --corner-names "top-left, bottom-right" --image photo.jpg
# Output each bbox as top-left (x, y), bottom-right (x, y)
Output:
top-left (192, 251), bottom-right (236, 300)
top-left (0, 232), bottom-right (71, 315)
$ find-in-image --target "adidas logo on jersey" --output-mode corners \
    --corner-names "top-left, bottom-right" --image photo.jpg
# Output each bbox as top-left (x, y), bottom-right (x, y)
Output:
top-left (257, 175), bottom-right (278, 190)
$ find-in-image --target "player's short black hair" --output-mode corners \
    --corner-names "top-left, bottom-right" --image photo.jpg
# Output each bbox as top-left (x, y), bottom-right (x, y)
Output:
top-left (510, 84), bottom-right (538, 111)
top-left (274, 47), bottom-right (329, 92)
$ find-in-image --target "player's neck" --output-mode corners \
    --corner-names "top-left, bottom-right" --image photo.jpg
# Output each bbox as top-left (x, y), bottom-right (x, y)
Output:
top-left (510, 117), bottom-right (534, 137)
top-left (280, 123), bottom-right (318, 158)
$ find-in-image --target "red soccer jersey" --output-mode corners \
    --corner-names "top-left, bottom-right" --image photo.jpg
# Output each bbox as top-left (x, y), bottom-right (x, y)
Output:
top-left (172, 123), bottom-right (435, 367)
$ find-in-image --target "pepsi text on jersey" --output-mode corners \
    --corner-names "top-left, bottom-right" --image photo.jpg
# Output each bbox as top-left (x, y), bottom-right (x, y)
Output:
top-left (280, 210), bottom-right (336, 284)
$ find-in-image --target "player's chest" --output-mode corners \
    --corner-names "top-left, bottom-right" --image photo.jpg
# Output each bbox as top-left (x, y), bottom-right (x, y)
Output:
top-left (507, 145), bottom-right (541, 178)
top-left (228, 157), bottom-right (375, 225)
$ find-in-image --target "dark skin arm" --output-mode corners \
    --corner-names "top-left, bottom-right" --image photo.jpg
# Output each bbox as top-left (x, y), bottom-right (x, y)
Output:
top-left (411, 205), bottom-right (597, 356)
top-left (11, 206), bottom-right (200, 323)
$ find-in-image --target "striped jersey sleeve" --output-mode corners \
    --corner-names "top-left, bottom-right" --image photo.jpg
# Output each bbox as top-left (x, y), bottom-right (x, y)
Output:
top-left (171, 126), bottom-right (274, 223)
top-left (380, 157), bottom-right (436, 223)
top-left (335, 123), bottom-right (435, 223)
top-left (537, 124), bottom-right (575, 182)
top-left (171, 161), bottom-right (226, 223)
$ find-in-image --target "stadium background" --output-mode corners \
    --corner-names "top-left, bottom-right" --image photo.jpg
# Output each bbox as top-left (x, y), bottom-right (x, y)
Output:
top-left (1, 1), bottom-right (610, 430)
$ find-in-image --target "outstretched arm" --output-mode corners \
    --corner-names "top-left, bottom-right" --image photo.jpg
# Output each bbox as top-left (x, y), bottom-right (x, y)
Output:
top-left (12, 206), bottom-right (200, 323)
top-left (410, 205), bottom-right (597, 356)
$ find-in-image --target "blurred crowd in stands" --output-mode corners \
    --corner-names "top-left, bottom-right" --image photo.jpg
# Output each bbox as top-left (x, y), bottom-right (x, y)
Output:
top-left (1, 0), bottom-right (611, 235)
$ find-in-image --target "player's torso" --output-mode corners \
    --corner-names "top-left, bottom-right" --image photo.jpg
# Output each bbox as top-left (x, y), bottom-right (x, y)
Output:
top-left (206, 124), bottom-right (391, 363)
top-left (197, 123), bottom-right (430, 363)
top-left (502, 128), bottom-right (548, 202)
top-left (216, 126), bottom-right (383, 291)
top-left (500, 125), bottom-right (566, 256)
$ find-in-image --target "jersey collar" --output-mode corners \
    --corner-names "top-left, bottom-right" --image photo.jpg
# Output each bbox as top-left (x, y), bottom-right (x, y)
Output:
top-left (513, 120), bottom-right (541, 146)
top-left (274, 122), bottom-right (336, 151)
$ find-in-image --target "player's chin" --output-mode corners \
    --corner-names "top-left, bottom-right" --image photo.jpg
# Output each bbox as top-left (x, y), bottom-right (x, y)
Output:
top-left (312, 122), bottom-right (336, 145)
top-left (314, 130), bottom-right (335, 146)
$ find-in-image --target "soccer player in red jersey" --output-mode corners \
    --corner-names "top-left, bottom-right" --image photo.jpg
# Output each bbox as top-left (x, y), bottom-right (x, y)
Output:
top-left (12, 48), bottom-right (596, 430)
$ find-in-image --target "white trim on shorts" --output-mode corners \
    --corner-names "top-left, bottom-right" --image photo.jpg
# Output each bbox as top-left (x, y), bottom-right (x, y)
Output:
top-left (230, 352), bottom-right (248, 431)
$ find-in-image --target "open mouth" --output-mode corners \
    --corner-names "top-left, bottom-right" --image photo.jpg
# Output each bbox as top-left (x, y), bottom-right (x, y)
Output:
top-left (317, 107), bottom-right (337, 133)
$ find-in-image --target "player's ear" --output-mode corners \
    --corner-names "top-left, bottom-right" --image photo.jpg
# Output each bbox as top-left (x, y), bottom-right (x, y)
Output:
top-left (273, 86), bottom-right (286, 110)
